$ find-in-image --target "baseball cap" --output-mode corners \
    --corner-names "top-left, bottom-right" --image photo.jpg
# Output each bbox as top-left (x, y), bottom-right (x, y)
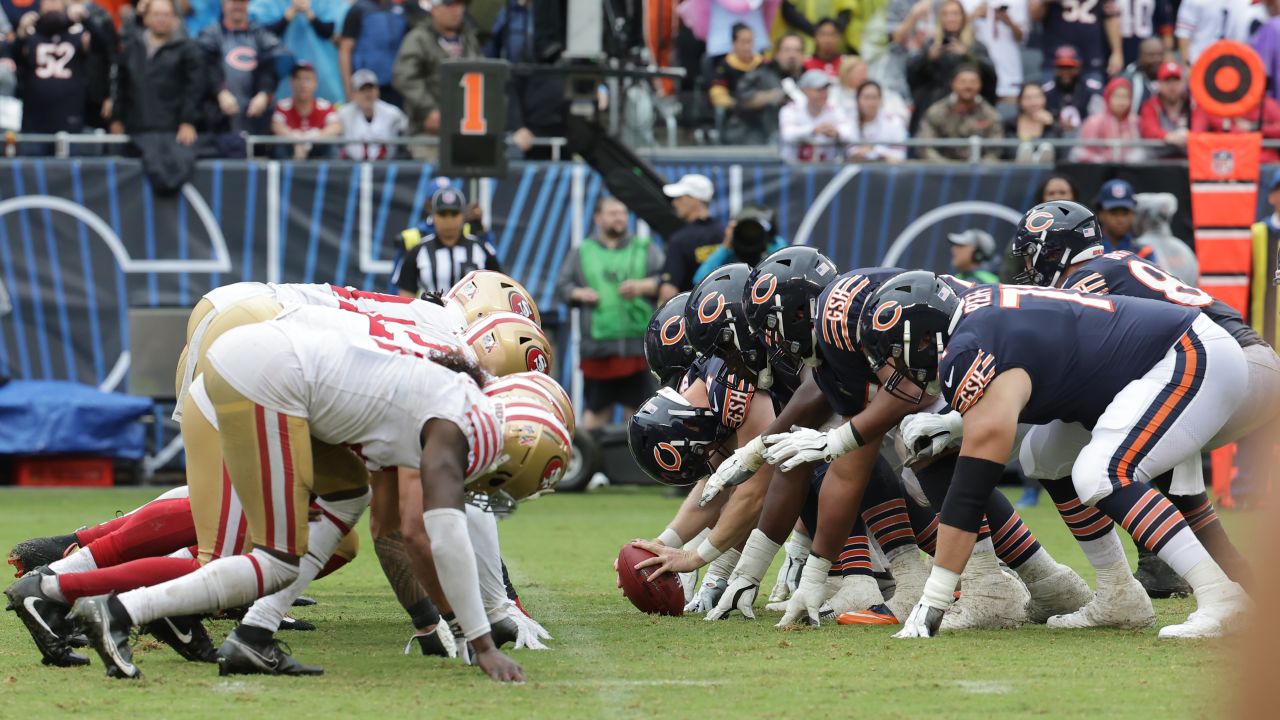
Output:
top-left (798, 69), bottom-right (833, 90)
top-left (662, 174), bottom-right (714, 203)
top-left (290, 61), bottom-right (315, 77)
top-left (1053, 46), bottom-right (1082, 69)
top-left (1096, 179), bottom-right (1136, 210)
top-left (947, 229), bottom-right (996, 256)
top-left (1157, 62), bottom-right (1183, 81)
top-left (351, 69), bottom-right (379, 89)
top-left (432, 187), bottom-right (467, 213)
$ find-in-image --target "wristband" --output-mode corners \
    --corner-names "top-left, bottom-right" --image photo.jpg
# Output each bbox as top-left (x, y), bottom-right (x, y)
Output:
top-left (799, 555), bottom-right (833, 585)
top-left (696, 537), bottom-right (724, 563)
top-left (921, 566), bottom-right (961, 609)
top-left (833, 422), bottom-right (865, 454)
top-left (656, 528), bottom-right (683, 548)
top-left (740, 435), bottom-right (767, 471)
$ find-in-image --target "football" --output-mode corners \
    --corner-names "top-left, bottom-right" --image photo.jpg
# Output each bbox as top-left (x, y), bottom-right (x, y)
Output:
top-left (616, 543), bottom-right (684, 616)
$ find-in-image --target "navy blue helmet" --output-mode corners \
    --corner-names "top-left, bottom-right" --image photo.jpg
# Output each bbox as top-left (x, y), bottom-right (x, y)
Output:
top-left (645, 292), bottom-right (697, 387)
top-left (1010, 200), bottom-right (1104, 287)
top-left (628, 387), bottom-right (733, 486)
top-left (743, 246), bottom-right (839, 377)
top-left (684, 263), bottom-right (767, 381)
top-left (857, 271), bottom-right (960, 404)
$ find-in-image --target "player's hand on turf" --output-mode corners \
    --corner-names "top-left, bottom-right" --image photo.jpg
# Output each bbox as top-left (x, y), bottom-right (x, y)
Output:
top-left (475, 647), bottom-right (525, 683)
top-left (893, 601), bottom-right (946, 639)
top-left (629, 540), bottom-right (702, 579)
top-left (763, 425), bottom-right (855, 470)
top-left (776, 557), bottom-right (834, 627)
top-left (700, 436), bottom-right (766, 506)
top-left (900, 411), bottom-right (963, 465)
top-left (705, 576), bottom-right (759, 620)
top-left (685, 574), bottom-right (728, 614)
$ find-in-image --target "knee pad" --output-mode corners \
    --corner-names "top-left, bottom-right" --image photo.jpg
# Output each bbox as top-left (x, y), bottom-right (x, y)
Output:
top-left (1019, 422), bottom-right (1089, 481)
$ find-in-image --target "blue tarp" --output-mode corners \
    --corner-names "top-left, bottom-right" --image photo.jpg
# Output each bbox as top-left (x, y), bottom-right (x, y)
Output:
top-left (0, 381), bottom-right (151, 459)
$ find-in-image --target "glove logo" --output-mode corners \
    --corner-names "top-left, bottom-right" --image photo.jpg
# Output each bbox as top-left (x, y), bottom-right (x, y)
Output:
top-left (871, 300), bottom-right (903, 332)
top-left (697, 292), bottom-right (726, 323)
top-left (660, 315), bottom-right (686, 346)
top-left (749, 274), bottom-right (777, 305)
top-left (654, 442), bottom-right (683, 471)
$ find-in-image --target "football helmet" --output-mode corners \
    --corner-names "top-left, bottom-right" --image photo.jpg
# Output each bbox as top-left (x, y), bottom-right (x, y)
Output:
top-left (1010, 200), bottom-right (1104, 287)
top-left (474, 393), bottom-right (573, 507)
top-left (857, 271), bottom-right (960, 404)
top-left (743, 246), bottom-right (838, 376)
top-left (645, 292), bottom-right (697, 386)
top-left (445, 271), bottom-right (542, 326)
top-left (684, 264), bottom-right (768, 383)
top-left (628, 387), bottom-right (733, 486)
top-left (483, 371), bottom-right (576, 436)
top-left (463, 312), bottom-right (554, 377)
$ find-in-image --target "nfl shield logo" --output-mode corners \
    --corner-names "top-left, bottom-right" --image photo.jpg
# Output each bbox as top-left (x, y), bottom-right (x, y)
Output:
top-left (1212, 150), bottom-right (1235, 176)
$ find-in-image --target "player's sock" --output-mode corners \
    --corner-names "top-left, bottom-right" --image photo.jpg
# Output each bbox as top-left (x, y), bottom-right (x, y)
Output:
top-left (79, 498), bottom-right (197, 569)
top-left (1040, 476), bottom-right (1127, 569)
top-left (408, 598), bottom-right (442, 631)
top-left (1163, 492), bottom-right (1253, 588)
top-left (1095, 484), bottom-right (1218, 586)
top-left (48, 547), bottom-right (98, 574)
top-left (117, 549), bottom-right (298, 626)
top-left (984, 491), bottom-right (1043, 570)
top-left (837, 526), bottom-right (874, 578)
top-left (56, 556), bottom-right (201, 603)
top-left (909, 504), bottom-right (939, 556)
top-left (73, 513), bottom-right (132, 546)
top-left (860, 460), bottom-right (917, 557)
top-left (975, 521), bottom-right (993, 547)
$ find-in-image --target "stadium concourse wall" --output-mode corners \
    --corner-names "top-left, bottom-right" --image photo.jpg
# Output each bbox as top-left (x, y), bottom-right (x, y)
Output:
top-left (0, 158), bottom-right (1235, 468)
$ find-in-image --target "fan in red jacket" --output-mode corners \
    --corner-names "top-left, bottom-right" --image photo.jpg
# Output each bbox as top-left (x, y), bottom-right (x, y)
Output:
top-left (1192, 93), bottom-right (1280, 163)
top-left (1138, 62), bottom-right (1190, 159)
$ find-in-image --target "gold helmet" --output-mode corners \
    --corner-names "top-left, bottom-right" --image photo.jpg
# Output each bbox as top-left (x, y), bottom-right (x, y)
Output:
top-left (483, 371), bottom-right (576, 436)
top-left (445, 271), bottom-right (541, 326)
top-left (471, 393), bottom-right (573, 506)
top-left (462, 312), bottom-right (554, 377)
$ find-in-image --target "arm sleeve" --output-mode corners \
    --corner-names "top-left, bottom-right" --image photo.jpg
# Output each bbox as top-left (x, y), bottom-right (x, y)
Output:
top-left (394, 246), bottom-right (420, 295)
top-left (780, 1), bottom-right (815, 34)
top-left (1138, 100), bottom-right (1166, 140)
top-left (311, 17), bottom-right (335, 38)
top-left (421, 508), bottom-right (489, 641)
top-left (254, 30), bottom-right (281, 95)
top-left (392, 32), bottom-right (434, 118)
top-left (1174, 0), bottom-right (1196, 39)
top-left (264, 17), bottom-right (288, 36)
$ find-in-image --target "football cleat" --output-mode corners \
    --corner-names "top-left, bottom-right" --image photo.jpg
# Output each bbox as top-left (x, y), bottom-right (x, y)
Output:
top-left (292, 596), bottom-right (317, 607)
top-left (1158, 581), bottom-right (1250, 640)
top-left (69, 594), bottom-right (140, 679)
top-left (885, 551), bottom-right (929, 622)
top-left (1024, 562), bottom-right (1094, 624)
top-left (490, 616), bottom-right (520, 648)
top-left (7, 534), bottom-right (78, 578)
top-left (216, 632), bottom-right (323, 676)
top-left (4, 573), bottom-right (88, 667)
top-left (404, 623), bottom-right (457, 658)
top-left (279, 616), bottom-right (316, 632)
top-left (837, 604), bottom-right (900, 625)
top-left (1047, 574), bottom-right (1156, 630)
top-left (142, 615), bottom-right (217, 663)
top-left (820, 574), bottom-right (885, 618)
top-left (940, 555), bottom-right (1030, 631)
top-left (1134, 550), bottom-right (1191, 599)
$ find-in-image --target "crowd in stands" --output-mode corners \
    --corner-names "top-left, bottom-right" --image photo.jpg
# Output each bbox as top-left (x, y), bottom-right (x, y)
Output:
top-left (5, 0), bottom-right (1280, 161)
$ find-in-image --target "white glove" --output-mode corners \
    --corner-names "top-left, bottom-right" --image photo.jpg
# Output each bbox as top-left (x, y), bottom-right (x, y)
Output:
top-left (706, 575), bottom-right (759, 619)
top-left (892, 601), bottom-right (947, 638)
top-left (402, 621), bottom-right (458, 658)
top-left (776, 556), bottom-right (836, 627)
top-left (699, 436), bottom-right (766, 506)
top-left (763, 424), bottom-right (860, 471)
top-left (505, 602), bottom-right (552, 650)
top-left (899, 411), bottom-right (963, 465)
top-left (768, 534), bottom-right (810, 603)
top-left (447, 616), bottom-right (474, 665)
top-left (706, 529), bottom-right (779, 620)
top-left (684, 574), bottom-right (728, 614)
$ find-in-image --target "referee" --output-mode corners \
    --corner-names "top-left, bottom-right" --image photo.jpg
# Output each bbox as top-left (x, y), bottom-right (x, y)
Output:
top-left (394, 187), bottom-right (502, 297)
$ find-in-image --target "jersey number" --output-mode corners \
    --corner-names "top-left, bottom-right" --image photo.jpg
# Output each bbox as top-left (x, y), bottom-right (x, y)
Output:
top-left (1120, 0), bottom-right (1154, 37)
top-left (1000, 285), bottom-right (1115, 311)
top-left (1061, 0), bottom-right (1099, 24)
top-left (1126, 260), bottom-right (1213, 307)
top-left (459, 72), bottom-right (487, 135)
top-left (35, 42), bottom-right (75, 80)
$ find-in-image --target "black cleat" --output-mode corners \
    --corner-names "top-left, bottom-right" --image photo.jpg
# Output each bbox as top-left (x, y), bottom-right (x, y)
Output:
top-left (291, 596), bottom-right (316, 607)
top-left (279, 616), bottom-right (316, 632)
top-left (7, 534), bottom-right (78, 578)
top-left (143, 615), bottom-right (217, 663)
top-left (1134, 550), bottom-right (1191, 599)
top-left (68, 594), bottom-right (140, 679)
top-left (4, 573), bottom-right (88, 667)
top-left (216, 632), bottom-right (323, 676)
top-left (405, 625), bottom-right (454, 657)
top-left (490, 616), bottom-right (519, 648)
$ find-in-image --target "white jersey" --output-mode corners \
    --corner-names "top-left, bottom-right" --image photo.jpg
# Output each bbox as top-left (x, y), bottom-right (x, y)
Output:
top-left (965, 0), bottom-right (1028, 98)
top-left (338, 100), bottom-right (408, 161)
top-left (204, 304), bottom-right (502, 478)
top-left (778, 101), bottom-right (856, 163)
top-left (1175, 0), bottom-right (1253, 65)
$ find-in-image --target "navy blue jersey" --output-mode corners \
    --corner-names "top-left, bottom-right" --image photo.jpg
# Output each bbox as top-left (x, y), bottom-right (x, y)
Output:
top-left (813, 268), bottom-right (905, 416)
top-left (1041, 0), bottom-right (1118, 74)
top-left (1064, 251), bottom-right (1263, 349)
top-left (940, 285), bottom-right (1198, 426)
top-left (703, 357), bottom-right (760, 430)
top-left (16, 25), bottom-right (91, 133)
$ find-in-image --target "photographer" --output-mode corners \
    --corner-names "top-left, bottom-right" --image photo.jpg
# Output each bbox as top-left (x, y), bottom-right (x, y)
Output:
top-left (691, 205), bottom-right (787, 285)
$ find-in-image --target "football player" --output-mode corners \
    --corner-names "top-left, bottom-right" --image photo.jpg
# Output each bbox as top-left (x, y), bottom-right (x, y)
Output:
top-left (860, 271), bottom-right (1249, 639)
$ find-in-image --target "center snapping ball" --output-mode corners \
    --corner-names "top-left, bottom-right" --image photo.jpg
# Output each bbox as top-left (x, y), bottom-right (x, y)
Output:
top-left (616, 544), bottom-right (684, 616)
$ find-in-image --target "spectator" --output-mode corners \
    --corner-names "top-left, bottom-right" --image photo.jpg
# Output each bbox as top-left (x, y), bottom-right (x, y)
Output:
top-left (70, 0), bottom-right (118, 132)
top-left (338, 68), bottom-right (407, 160)
top-left (1094, 179), bottom-right (1157, 262)
top-left (916, 64), bottom-right (1003, 162)
top-left (1253, 0), bottom-right (1280, 104)
top-left (0, 15), bottom-right (14, 99)
top-left (692, 205), bottom-right (788, 284)
top-left (557, 195), bottom-right (663, 430)
top-left (906, 0), bottom-right (996, 132)
top-left (1031, 0), bottom-right (1122, 78)
top-left (779, 0), bottom-right (855, 55)
top-left (1041, 45), bottom-right (1102, 137)
top-left (766, 31), bottom-right (807, 107)
top-left (1121, 37), bottom-right (1164, 116)
top-left (849, 80), bottom-right (907, 162)
top-left (271, 62), bottom-right (341, 159)
top-left (392, 0), bottom-right (480, 161)
top-left (947, 229), bottom-right (999, 283)
top-left (486, 0), bottom-right (564, 159)
top-left (12, 0), bottom-right (107, 154)
top-left (1192, 91), bottom-right (1280, 163)
top-left (968, 0), bottom-right (1029, 102)
top-left (778, 69), bottom-right (855, 163)
top-left (657, 173), bottom-right (724, 304)
top-left (884, 0), bottom-right (939, 103)
top-left (688, 0), bottom-right (775, 58)
top-left (1177, 0), bottom-right (1253, 67)
top-left (710, 24), bottom-right (764, 122)
top-left (250, 0), bottom-right (344, 103)
top-left (999, 172), bottom-right (1081, 281)
top-left (1004, 83), bottom-right (1058, 162)
top-left (111, 0), bottom-right (204, 145)
top-left (720, 33), bottom-right (799, 144)
top-left (1117, 0), bottom-right (1172, 66)
top-left (803, 18), bottom-right (846, 76)
top-left (197, 0), bottom-right (282, 157)
top-left (1073, 77), bottom-right (1146, 164)
top-left (1138, 62), bottom-right (1188, 159)
top-left (339, 0), bottom-right (424, 106)
top-left (393, 187), bottom-right (501, 298)
top-left (834, 52), bottom-right (911, 122)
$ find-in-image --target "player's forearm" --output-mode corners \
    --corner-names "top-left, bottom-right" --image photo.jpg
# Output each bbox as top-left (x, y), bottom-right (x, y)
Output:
top-left (809, 441), bottom-right (879, 560)
top-left (707, 467), bottom-right (770, 554)
top-left (666, 478), bottom-right (725, 541)
top-left (763, 375), bottom-right (832, 437)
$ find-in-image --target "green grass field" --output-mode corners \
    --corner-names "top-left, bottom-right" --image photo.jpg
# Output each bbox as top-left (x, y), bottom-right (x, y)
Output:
top-left (0, 486), bottom-right (1249, 719)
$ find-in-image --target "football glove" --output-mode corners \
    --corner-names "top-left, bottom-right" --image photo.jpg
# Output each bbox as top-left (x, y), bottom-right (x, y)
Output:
top-left (706, 575), bottom-right (759, 620)
top-left (899, 411), bottom-right (963, 465)
top-left (447, 616), bottom-right (474, 665)
top-left (507, 604), bottom-right (552, 650)
top-left (705, 530), bottom-right (779, 620)
top-left (893, 601), bottom-right (946, 638)
top-left (775, 556), bottom-right (836, 627)
top-left (699, 436), bottom-right (766, 506)
top-left (768, 535), bottom-right (810, 603)
top-left (763, 424), bottom-right (861, 471)
top-left (403, 622), bottom-right (457, 658)
top-left (684, 574), bottom-right (728, 614)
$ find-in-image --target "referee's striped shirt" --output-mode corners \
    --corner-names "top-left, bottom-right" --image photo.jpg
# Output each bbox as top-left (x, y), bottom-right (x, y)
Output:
top-left (393, 234), bottom-right (503, 296)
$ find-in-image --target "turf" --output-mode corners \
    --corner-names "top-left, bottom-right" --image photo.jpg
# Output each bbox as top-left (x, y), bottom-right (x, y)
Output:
top-left (0, 486), bottom-right (1249, 719)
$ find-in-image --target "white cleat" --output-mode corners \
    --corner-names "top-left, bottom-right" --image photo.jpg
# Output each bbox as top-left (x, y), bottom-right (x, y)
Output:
top-left (1047, 574), bottom-right (1156, 630)
top-left (940, 554), bottom-right (1030, 631)
top-left (1025, 562), bottom-right (1094, 624)
top-left (819, 574), bottom-right (884, 619)
top-left (1158, 581), bottom-right (1250, 640)
top-left (885, 550), bottom-right (929, 622)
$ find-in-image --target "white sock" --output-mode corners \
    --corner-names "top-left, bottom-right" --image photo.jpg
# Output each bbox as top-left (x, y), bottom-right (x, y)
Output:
top-left (735, 529), bottom-right (782, 584)
top-left (1095, 560), bottom-right (1133, 588)
top-left (49, 547), bottom-right (97, 575)
top-left (964, 548), bottom-right (1000, 577)
top-left (973, 537), bottom-right (995, 555)
top-left (465, 505), bottom-right (507, 614)
top-left (118, 549), bottom-right (297, 626)
top-left (1013, 548), bottom-right (1058, 584)
top-left (1156, 527), bottom-right (1212, 579)
top-left (1076, 528), bottom-right (1128, 570)
top-left (707, 548), bottom-right (740, 580)
top-left (41, 575), bottom-right (67, 603)
top-left (1182, 557), bottom-right (1231, 595)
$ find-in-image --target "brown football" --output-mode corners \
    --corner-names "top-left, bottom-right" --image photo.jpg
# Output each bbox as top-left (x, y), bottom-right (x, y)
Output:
top-left (616, 543), bottom-right (685, 616)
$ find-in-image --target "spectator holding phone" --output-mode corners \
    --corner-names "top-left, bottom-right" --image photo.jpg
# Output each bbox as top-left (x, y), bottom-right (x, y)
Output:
top-left (906, 0), bottom-right (996, 132)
